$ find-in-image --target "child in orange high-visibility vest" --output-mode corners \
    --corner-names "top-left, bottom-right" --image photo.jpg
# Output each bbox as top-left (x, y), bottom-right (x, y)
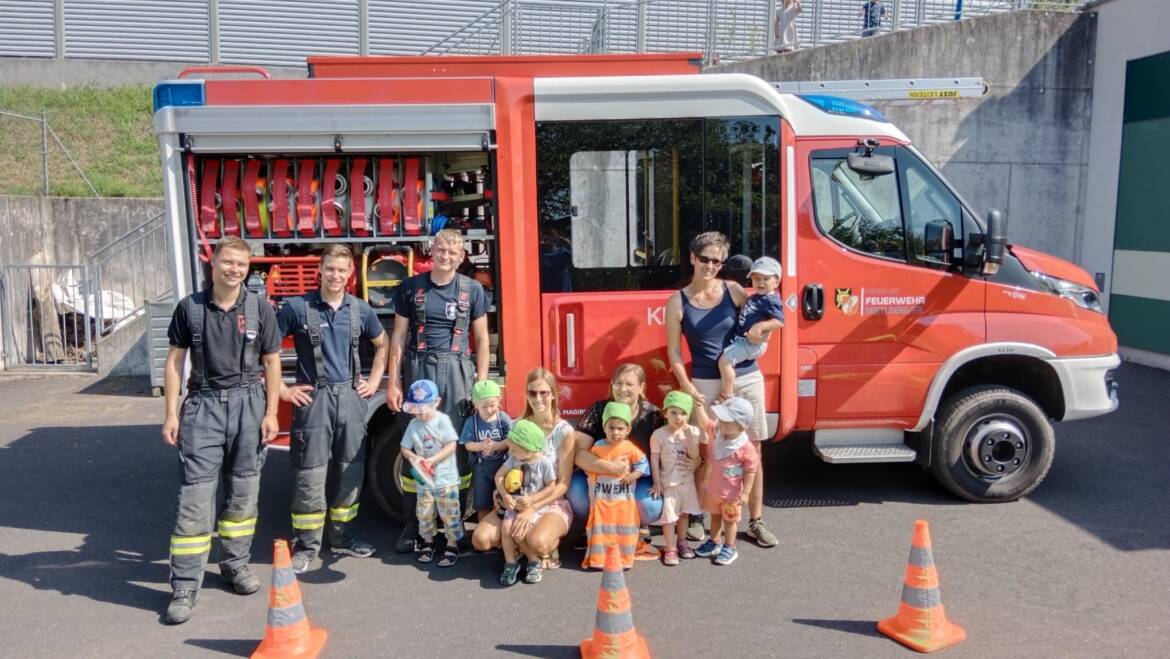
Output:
top-left (582, 401), bottom-right (649, 570)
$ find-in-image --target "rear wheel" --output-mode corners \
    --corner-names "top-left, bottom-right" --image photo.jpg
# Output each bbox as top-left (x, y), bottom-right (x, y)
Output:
top-left (365, 411), bottom-right (474, 522)
top-left (930, 385), bottom-right (1055, 502)
top-left (367, 413), bottom-right (411, 522)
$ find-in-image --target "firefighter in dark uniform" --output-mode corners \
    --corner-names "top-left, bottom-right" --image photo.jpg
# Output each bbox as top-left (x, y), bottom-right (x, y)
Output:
top-left (386, 228), bottom-right (490, 552)
top-left (161, 236), bottom-right (282, 625)
top-left (277, 244), bottom-right (389, 573)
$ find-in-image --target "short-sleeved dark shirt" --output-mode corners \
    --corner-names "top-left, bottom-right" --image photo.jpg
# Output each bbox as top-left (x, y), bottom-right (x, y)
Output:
top-left (167, 288), bottom-right (281, 390)
top-left (392, 273), bottom-right (488, 352)
top-left (575, 398), bottom-right (664, 457)
top-left (277, 292), bottom-right (385, 385)
top-left (733, 291), bottom-right (785, 338)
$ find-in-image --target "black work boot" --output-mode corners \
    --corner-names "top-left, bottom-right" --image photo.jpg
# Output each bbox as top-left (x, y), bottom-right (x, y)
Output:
top-left (222, 564), bottom-right (261, 595)
top-left (165, 589), bottom-right (198, 625)
top-left (395, 522), bottom-right (419, 553)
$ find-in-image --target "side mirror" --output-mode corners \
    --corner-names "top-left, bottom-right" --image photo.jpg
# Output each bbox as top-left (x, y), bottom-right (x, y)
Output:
top-left (982, 209), bottom-right (1007, 275)
top-left (846, 152), bottom-right (895, 177)
top-left (923, 219), bottom-right (954, 265)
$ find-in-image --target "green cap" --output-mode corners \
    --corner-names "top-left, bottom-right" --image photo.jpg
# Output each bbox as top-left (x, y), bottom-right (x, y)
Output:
top-left (602, 401), bottom-right (633, 426)
top-left (508, 419), bottom-right (546, 453)
top-left (472, 380), bottom-right (501, 402)
top-left (662, 390), bottom-right (694, 416)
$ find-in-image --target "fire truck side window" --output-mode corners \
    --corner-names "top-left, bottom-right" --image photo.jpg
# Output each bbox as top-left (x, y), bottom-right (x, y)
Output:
top-left (898, 148), bottom-right (965, 270)
top-left (536, 117), bottom-right (780, 292)
top-left (811, 149), bottom-right (906, 261)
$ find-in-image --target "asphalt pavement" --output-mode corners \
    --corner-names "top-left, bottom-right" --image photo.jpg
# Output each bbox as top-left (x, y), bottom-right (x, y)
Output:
top-left (0, 363), bottom-right (1166, 658)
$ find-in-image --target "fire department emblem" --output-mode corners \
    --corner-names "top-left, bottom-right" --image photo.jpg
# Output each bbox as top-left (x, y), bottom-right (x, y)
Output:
top-left (237, 314), bottom-right (248, 334)
top-left (835, 288), bottom-right (859, 316)
top-left (445, 301), bottom-right (457, 320)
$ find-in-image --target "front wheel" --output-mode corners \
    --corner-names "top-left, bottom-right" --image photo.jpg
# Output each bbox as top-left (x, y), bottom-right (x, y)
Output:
top-left (931, 385), bottom-right (1055, 503)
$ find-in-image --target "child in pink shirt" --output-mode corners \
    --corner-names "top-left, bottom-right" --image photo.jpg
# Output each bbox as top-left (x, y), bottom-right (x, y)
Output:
top-left (694, 397), bottom-right (760, 566)
top-left (649, 390), bottom-right (707, 566)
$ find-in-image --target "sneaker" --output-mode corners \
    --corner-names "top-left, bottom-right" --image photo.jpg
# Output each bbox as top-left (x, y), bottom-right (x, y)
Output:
top-left (395, 523), bottom-right (419, 553)
top-left (291, 552), bottom-right (314, 575)
top-left (222, 565), bottom-right (261, 595)
top-left (694, 539), bottom-right (721, 558)
top-left (714, 544), bottom-right (739, 566)
top-left (498, 562), bottom-right (520, 587)
top-left (332, 538), bottom-right (376, 558)
top-left (747, 518), bottom-right (778, 548)
top-left (686, 515), bottom-right (707, 542)
top-left (634, 537), bottom-right (660, 561)
top-left (523, 561), bottom-right (543, 584)
top-left (676, 541), bottom-right (696, 560)
top-left (165, 589), bottom-right (198, 625)
top-left (662, 549), bottom-right (679, 566)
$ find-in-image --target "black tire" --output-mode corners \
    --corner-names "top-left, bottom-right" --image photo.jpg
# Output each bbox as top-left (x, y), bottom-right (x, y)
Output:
top-left (365, 410), bottom-right (474, 522)
top-left (930, 385), bottom-right (1055, 503)
top-left (367, 413), bottom-right (411, 523)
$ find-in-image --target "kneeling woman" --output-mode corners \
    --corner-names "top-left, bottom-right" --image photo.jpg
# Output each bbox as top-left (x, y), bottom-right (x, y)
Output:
top-left (472, 368), bottom-right (626, 583)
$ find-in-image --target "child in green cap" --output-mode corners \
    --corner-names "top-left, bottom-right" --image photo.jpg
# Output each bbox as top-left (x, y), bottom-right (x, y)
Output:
top-left (650, 390), bottom-right (709, 566)
top-left (459, 380), bottom-right (514, 524)
top-left (495, 419), bottom-right (558, 586)
top-left (581, 401), bottom-right (650, 571)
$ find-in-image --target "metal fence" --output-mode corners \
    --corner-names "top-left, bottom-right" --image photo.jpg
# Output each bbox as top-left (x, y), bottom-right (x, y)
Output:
top-left (0, 1), bottom-right (1083, 66)
top-left (0, 109), bottom-right (99, 197)
top-left (1, 264), bottom-right (94, 370)
top-left (89, 212), bottom-right (170, 340)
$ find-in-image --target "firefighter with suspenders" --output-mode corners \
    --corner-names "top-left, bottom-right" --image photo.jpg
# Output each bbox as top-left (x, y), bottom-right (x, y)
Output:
top-left (160, 236), bottom-right (282, 625)
top-left (386, 228), bottom-right (491, 552)
top-left (277, 244), bottom-right (389, 573)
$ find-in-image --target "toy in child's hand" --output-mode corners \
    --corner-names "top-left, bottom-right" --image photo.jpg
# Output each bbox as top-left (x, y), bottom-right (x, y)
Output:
top-left (503, 468), bottom-right (524, 494)
top-left (721, 501), bottom-right (739, 519)
top-left (409, 456), bottom-right (436, 489)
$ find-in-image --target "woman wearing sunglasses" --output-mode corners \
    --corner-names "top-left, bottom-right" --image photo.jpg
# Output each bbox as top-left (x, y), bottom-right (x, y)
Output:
top-left (664, 231), bottom-right (778, 549)
top-left (470, 368), bottom-right (626, 583)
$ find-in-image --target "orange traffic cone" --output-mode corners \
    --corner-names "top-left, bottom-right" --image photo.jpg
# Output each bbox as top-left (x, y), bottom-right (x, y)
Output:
top-left (877, 520), bottom-right (966, 653)
top-left (580, 543), bottom-right (651, 659)
top-left (252, 540), bottom-right (328, 659)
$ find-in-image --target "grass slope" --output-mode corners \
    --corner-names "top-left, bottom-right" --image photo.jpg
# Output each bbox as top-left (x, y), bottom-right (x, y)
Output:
top-left (0, 86), bottom-right (159, 198)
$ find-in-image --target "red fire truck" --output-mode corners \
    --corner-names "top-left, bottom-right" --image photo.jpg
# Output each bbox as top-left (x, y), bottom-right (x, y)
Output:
top-left (152, 53), bottom-right (1118, 515)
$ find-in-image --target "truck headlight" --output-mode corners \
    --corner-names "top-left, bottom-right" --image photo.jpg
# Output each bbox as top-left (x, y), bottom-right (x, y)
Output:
top-left (1032, 271), bottom-right (1103, 313)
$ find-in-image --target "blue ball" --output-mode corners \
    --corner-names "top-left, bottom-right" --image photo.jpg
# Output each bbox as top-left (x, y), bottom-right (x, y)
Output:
top-left (567, 471), bottom-right (663, 526)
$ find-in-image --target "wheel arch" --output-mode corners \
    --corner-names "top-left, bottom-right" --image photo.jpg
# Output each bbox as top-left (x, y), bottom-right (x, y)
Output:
top-left (911, 343), bottom-right (1064, 432)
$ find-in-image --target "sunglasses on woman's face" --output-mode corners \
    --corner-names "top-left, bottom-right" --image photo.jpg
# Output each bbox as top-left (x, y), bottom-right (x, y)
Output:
top-left (527, 390), bottom-right (552, 398)
top-left (696, 254), bottom-right (724, 266)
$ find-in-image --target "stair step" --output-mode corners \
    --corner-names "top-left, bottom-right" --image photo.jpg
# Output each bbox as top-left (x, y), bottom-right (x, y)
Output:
top-left (815, 443), bottom-right (917, 464)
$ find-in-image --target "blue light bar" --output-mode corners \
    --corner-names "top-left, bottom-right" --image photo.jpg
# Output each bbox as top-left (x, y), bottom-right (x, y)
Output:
top-left (153, 81), bottom-right (205, 112)
top-left (798, 94), bottom-right (888, 123)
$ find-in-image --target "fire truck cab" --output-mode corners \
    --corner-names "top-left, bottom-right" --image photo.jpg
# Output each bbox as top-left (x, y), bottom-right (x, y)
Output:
top-left (153, 53), bottom-right (1119, 514)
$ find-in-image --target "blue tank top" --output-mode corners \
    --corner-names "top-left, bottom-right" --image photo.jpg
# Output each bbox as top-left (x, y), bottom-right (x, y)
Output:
top-left (680, 283), bottom-right (758, 380)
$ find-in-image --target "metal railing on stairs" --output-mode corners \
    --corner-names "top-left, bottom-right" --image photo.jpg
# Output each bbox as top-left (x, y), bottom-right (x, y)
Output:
top-left (89, 211), bottom-right (172, 341)
top-left (422, 0), bottom-right (1078, 63)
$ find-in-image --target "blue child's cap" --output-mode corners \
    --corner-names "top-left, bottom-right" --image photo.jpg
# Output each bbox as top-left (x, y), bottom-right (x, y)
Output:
top-left (403, 379), bottom-right (440, 413)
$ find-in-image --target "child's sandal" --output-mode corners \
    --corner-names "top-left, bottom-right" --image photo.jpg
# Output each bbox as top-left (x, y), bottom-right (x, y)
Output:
top-left (662, 549), bottom-right (680, 566)
top-left (437, 550), bottom-right (459, 568)
top-left (416, 544), bottom-right (435, 563)
top-left (523, 562), bottom-right (544, 584)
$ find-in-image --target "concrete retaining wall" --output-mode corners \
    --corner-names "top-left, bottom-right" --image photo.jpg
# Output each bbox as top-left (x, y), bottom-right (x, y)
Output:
top-left (0, 196), bottom-right (162, 267)
top-left (0, 58), bottom-right (305, 88)
top-left (0, 196), bottom-right (163, 376)
top-left (711, 10), bottom-right (1096, 266)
